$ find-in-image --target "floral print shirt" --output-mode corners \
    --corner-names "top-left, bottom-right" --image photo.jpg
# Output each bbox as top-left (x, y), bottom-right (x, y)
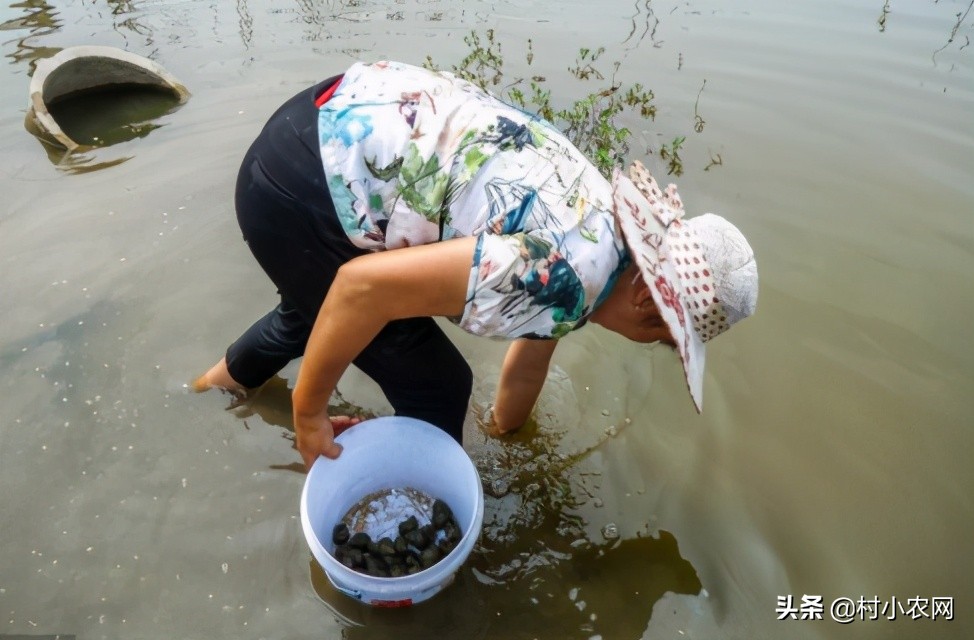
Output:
top-left (318, 61), bottom-right (629, 339)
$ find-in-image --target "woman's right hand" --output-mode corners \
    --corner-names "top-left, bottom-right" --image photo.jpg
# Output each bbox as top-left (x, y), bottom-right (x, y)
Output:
top-left (295, 414), bottom-right (342, 470)
top-left (295, 414), bottom-right (365, 470)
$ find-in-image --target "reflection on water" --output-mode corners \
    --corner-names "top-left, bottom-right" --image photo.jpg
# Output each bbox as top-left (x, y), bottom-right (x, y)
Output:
top-left (470, 423), bottom-right (701, 638)
top-left (267, 0), bottom-right (470, 43)
top-left (311, 530), bottom-right (700, 639)
top-left (24, 74), bottom-right (186, 173)
top-left (104, 0), bottom-right (155, 49)
top-left (930, 0), bottom-right (973, 63)
top-left (304, 416), bottom-right (701, 638)
top-left (877, 0), bottom-right (973, 63)
top-left (7, 0), bottom-right (179, 172)
top-left (877, 0), bottom-right (891, 32)
top-left (623, 0), bottom-right (661, 48)
top-left (4, 0), bottom-right (487, 172)
top-left (311, 513), bottom-right (700, 640)
top-left (30, 146), bottom-right (132, 173)
top-left (0, 0), bottom-right (153, 74)
top-left (0, 0), bottom-right (61, 72)
top-left (221, 375), bottom-right (378, 474)
top-left (2, 0), bottom-right (156, 74)
top-left (225, 378), bottom-right (703, 637)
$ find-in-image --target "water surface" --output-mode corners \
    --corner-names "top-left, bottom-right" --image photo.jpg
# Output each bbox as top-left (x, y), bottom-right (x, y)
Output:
top-left (0, 1), bottom-right (971, 639)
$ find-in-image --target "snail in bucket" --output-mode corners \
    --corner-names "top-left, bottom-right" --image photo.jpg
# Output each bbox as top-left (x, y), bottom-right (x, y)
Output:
top-left (331, 499), bottom-right (462, 578)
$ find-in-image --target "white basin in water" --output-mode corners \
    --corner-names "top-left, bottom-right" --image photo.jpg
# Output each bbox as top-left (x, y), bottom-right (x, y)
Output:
top-left (25, 45), bottom-right (190, 151)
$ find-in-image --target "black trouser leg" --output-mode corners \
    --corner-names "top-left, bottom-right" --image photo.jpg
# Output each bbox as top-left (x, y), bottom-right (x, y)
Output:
top-left (224, 300), bottom-right (310, 389)
top-left (225, 77), bottom-right (356, 389)
top-left (353, 318), bottom-right (472, 444)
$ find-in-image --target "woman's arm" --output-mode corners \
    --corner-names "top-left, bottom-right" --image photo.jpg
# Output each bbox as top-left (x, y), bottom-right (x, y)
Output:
top-left (490, 338), bottom-right (558, 434)
top-left (291, 236), bottom-right (476, 469)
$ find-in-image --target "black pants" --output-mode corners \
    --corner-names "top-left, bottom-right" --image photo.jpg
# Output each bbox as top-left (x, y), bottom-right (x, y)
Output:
top-left (225, 77), bottom-right (471, 443)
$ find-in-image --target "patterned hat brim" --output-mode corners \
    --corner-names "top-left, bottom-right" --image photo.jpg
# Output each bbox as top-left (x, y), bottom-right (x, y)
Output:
top-left (611, 166), bottom-right (705, 413)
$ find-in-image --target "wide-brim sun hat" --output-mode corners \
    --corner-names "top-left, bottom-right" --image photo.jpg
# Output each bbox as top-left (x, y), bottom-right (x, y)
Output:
top-left (611, 160), bottom-right (758, 412)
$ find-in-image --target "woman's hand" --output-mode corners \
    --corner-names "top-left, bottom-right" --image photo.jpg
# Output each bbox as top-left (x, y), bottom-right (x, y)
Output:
top-left (295, 413), bottom-right (341, 470)
top-left (480, 405), bottom-right (516, 437)
top-left (295, 414), bottom-right (364, 470)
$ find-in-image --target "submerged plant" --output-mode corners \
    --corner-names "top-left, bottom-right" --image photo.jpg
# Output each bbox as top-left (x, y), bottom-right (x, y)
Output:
top-left (426, 30), bottom-right (691, 177)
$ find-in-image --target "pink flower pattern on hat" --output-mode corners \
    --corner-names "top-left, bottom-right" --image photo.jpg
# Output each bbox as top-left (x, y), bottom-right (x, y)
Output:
top-left (653, 275), bottom-right (685, 329)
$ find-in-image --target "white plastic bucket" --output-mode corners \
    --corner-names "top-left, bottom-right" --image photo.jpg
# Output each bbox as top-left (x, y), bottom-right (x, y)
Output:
top-left (300, 416), bottom-right (484, 607)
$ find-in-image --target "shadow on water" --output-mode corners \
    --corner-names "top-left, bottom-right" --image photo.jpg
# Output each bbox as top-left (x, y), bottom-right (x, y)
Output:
top-left (218, 376), bottom-right (306, 474)
top-left (222, 376), bottom-right (703, 637)
top-left (309, 527), bottom-right (701, 640)
top-left (301, 415), bottom-right (701, 638)
top-left (221, 375), bottom-right (376, 474)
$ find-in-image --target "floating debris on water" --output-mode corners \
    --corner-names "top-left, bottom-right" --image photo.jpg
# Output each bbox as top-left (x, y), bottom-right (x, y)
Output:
top-left (488, 477), bottom-right (511, 498)
top-left (601, 523), bottom-right (620, 540)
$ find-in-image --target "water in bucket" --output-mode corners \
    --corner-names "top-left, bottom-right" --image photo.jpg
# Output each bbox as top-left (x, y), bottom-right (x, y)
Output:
top-left (45, 84), bottom-right (182, 147)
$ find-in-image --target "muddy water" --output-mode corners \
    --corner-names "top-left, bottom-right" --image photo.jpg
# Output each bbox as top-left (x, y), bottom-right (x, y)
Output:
top-left (1, 1), bottom-right (971, 639)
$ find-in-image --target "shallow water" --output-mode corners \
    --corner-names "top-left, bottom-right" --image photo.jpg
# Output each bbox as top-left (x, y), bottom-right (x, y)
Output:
top-left (1, 1), bottom-right (971, 639)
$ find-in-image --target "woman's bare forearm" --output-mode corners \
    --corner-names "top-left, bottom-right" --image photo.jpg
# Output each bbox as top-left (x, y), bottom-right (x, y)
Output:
top-left (491, 338), bottom-right (557, 433)
top-left (292, 237), bottom-right (476, 430)
top-left (291, 275), bottom-right (387, 423)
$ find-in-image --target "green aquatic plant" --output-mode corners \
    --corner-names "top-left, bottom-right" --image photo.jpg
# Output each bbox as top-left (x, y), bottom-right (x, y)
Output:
top-left (426, 29), bottom-right (690, 177)
top-left (659, 135), bottom-right (685, 176)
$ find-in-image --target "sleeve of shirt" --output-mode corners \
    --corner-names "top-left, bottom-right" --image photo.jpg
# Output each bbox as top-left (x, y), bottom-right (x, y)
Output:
top-left (458, 230), bottom-right (588, 339)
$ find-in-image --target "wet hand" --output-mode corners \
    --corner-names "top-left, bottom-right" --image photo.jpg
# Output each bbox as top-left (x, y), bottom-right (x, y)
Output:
top-left (295, 415), bottom-right (342, 470)
top-left (483, 405), bottom-right (522, 438)
top-left (487, 422), bottom-right (522, 438)
top-left (295, 415), bottom-right (365, 470)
